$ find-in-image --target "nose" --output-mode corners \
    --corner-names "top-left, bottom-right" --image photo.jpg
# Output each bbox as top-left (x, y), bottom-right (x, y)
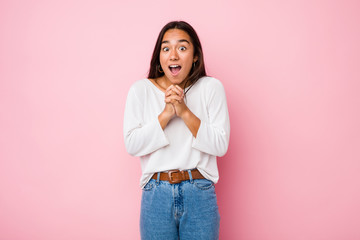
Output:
top-left (170, 49), bottom-right (179, 60)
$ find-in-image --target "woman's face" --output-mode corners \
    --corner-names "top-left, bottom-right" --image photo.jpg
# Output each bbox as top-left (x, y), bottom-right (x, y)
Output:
top-left (159, 29), bottom-right (198, 86)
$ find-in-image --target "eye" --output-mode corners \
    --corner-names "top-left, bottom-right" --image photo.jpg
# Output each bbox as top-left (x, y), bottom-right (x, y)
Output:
top-left (162, 47), bottom-right (169, 52)
top-left (179, 46), bottom-right (186, 51)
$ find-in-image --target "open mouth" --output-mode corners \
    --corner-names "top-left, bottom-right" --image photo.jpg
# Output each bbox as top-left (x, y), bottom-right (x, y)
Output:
top-left (169, 65), bottom-right (182, 75)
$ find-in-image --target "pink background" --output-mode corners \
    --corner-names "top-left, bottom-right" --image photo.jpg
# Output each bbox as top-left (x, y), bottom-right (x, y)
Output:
top-left (1, 0), bottom-right (360, 239)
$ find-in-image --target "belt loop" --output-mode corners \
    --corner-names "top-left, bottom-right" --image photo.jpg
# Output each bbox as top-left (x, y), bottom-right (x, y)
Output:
top-left (156, 172), bottom-right (161, 185)
top-left (188, 169), bottom-right (193, 184)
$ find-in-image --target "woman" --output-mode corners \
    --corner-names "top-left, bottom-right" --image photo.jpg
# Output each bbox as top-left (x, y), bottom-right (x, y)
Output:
top-left (123, 20), bottom-right (230, 240)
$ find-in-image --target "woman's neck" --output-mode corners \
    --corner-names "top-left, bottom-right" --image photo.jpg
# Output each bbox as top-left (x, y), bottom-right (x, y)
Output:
top-left (156, 76), bottom-right (186, 90)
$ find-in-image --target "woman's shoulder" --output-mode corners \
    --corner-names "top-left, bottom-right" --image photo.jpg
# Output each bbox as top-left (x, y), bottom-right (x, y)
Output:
top-left (129, 78), bottom-right (150, 91)
top-left (195, 76), bottom-right (225, 90)
top-left (126, 79), bottom-right (153, 100)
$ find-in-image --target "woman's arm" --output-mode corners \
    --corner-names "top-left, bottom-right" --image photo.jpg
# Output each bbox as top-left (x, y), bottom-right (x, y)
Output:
top-left (167, 80), bottom-right (230, 157)
top-left (123, 86), bottom-right (170, 156)
top-left (191, 79), bottom-right (230, 157)
top-left (179, 109), bottom-right (201, 138)
top-left (158, 98), bottom-right (176, 129)
top-left (166, 85), bottom-right (201, 137)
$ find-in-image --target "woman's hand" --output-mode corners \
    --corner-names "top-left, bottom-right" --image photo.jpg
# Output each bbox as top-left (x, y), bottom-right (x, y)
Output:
top-left (158, 85), bottom-right (178, 129)
top-left (166, 85), bottom-right (189, 118)
top-left (162, 85), bottom-right (200, 137)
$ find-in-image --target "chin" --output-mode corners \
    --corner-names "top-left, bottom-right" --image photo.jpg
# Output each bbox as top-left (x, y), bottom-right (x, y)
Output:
top-left (170, 79), bottom-right (185, 85)
top-left (166, 75), bottom-right (185, 85)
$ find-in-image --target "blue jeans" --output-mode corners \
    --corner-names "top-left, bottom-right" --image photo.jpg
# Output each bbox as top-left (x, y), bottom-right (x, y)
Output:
top-left (140, 171), bottom-right (220, 240)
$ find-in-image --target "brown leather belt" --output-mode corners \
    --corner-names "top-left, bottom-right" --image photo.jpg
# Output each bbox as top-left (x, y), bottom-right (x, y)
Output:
top-left (151, 169), bottom-right (205, 184)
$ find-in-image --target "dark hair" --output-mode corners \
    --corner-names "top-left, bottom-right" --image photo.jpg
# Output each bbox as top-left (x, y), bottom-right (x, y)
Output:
top-left (147, 21), bottom-right (207, 93)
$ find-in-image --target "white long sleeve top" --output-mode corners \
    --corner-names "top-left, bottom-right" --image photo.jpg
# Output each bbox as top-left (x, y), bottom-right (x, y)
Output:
top-left (123, 76), bottom-right (230, 188)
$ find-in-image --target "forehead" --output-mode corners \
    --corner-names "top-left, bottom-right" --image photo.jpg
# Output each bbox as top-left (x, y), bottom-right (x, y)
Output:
top-left (161, 29), bottom-right (192, 44)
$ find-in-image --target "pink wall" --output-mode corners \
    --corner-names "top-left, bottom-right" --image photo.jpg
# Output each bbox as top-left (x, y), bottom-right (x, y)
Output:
top-left (1, 0), bottom-right (359, 239)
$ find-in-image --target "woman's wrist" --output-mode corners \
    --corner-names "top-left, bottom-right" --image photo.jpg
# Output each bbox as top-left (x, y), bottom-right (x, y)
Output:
top-left (180, 108), bottom-right (201, 137)
top-left (158, 109), bottom-right (173, 129)
top-left (179, 107), bottom-right (190, 120)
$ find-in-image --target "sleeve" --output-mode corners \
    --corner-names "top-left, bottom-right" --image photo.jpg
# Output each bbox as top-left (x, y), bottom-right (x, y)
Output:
top-left (123, 86), bottom-right (169, 157)
top-left (191, 79), bottom-right (230, 157)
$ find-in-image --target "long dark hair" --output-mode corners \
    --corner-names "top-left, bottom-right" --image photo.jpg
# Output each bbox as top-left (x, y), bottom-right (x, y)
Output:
top-left (147, 21), bottom-right (207, 93)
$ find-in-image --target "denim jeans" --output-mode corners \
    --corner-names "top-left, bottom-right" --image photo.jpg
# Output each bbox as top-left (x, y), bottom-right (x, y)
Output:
top-left (140, 171), bottom-right (220, 240)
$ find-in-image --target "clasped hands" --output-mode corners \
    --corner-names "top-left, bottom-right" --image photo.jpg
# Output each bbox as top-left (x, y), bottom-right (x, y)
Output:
top-left (159, 84), bottom-right (200, 136)
top-left (164, 85), bottom-right (189, 119)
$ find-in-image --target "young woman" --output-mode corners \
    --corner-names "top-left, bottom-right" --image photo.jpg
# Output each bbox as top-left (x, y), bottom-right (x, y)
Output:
top-left (123, 20), bottom-right (230, 240)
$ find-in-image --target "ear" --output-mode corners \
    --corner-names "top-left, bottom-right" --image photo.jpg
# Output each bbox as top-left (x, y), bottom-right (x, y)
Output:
top-left (193, 55), bottom-right (198, 63)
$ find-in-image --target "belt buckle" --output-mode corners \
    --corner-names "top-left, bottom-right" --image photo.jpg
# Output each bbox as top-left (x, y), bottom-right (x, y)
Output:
top-left (168, 170), bottom-right (184, 184)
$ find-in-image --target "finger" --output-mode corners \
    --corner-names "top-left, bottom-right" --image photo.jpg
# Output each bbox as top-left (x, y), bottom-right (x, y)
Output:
top-left (175, 85), bottom-right (184, 98)
top-left (175, 85), bottom-right (183, 92)
top-left (165, 85), bottom-right (174, 92)
top-left (165, 91), bottom-right (173, 97)
top-left (165, 96), bottom-right (180, 103)
top-left (165, 98), bottom-right (174, 103)
top-left (165, 86), bottom-right (177, 97)
top-left (167, 95), bottom-right (182, 102)
top-left (167, 91), bottom-right (181, 99)
top-left (171, 87), bottom-right (182, 96)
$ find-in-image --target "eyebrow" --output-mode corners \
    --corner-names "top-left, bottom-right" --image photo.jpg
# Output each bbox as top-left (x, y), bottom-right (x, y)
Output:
top-left (161, 39), bottom-right (190, 45)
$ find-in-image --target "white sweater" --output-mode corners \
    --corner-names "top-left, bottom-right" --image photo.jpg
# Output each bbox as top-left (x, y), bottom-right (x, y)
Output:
top-left (123, 76), bottom-right (230, 188)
